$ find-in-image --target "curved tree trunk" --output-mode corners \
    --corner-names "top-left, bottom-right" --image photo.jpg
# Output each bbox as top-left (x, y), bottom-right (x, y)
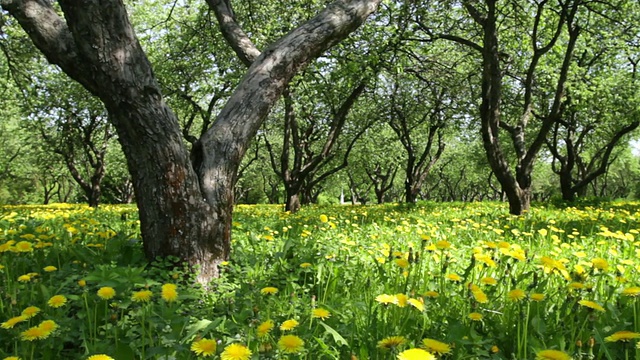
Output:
top-left (4, 0), bottom-right (381, 285)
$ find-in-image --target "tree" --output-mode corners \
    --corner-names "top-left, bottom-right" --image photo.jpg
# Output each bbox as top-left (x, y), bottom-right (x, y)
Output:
top-left (415, 0), bottom-right (585, 214)
top-left (2, 0), bottom-right (381, 284)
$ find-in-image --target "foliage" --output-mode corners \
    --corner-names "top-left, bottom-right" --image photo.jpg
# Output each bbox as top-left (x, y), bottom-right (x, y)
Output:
top-left (2, 202), bottom-right (640, 359)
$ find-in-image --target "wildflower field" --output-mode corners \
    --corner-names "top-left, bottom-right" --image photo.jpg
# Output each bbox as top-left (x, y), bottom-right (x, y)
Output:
top-left (1, 201), bottom-right (640, 360)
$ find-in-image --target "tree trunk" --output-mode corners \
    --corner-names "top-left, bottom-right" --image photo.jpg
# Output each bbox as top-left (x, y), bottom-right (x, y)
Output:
top-left (285, 191), bottom-right (301, 212)
top-left (4, 0), bottom-right (381, 285)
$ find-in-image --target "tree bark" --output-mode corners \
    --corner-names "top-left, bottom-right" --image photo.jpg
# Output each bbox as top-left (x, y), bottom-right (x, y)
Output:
top-left (3, 0), bottom-right (381, 285)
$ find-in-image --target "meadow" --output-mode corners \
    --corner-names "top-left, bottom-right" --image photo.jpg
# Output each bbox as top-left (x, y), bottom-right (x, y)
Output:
top-left (0, 201), bottom-right (639, 360)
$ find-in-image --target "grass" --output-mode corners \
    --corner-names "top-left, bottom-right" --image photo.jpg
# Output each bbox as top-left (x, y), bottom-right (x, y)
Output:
top-left (0, 201), bottom-right (639, 359)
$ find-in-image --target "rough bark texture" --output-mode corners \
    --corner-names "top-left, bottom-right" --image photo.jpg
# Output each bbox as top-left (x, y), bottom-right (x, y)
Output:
top-left (3, 0), bottom-right (381, 284)
top-left (459, 0), bottom-right (579, 215)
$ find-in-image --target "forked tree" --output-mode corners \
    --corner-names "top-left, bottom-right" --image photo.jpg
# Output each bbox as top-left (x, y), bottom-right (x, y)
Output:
top-left (1, 0), bottom-right (381, 285)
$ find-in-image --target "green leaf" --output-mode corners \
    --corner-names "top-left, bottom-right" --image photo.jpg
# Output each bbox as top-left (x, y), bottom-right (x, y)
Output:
top-left (319, 321), bottom-right (349, 347)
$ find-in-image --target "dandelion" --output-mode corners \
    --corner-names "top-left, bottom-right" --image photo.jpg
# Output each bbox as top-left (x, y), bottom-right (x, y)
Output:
top-left (280, 319), bottom-right (299, 331)
top-left (535, 349), bottom-right (571, 360)
top-left (491, 345), bottom-right (500, 353)
top-left (278, 335), bottom-right (304, 354)
top-left (43, 266), bottom-right (57, 272)
top-left (397, 348), bottom-right (435, 360)
top-left (530, 293), bottom-right (546, 302)
top-left (408, 298), bottom-right (424, 311)
top-left (578, 299), bottom-right (605, 312)
top-left (221, 343), bottom-right (252, 360)
top-left (3, 356), bottom-right (20, 360)
top-left (260, 287), bottom-right (278, 295)
top-left (472, 289), bottom-right (489, 303)
top-left (395, 294), bottom-right (408, 307)
top-left (161, 284), bottom-right (178, 302)
top-left (469, 312), bottom-right (483, 321)
top-left (1, 316), bottom-right (27, 329)
top-left (423, 291), bottom-right (439, 298)
top-left (311, 308), bottom-right (331, 320)
top-left (97, 287), bottom-right (116, 300)
top-left (377, 336), bottom-right (406, 350)
top-left (78, 279), bottom-right (87, 287)
top-left (15, 241), bottom-right (33, 252)
top-left (20, 326), bottom-right (48, 341)
top-left (375, 294), bottom-right (397, 305)
top-left (621, 287), bottom-right (640, 297)
top-left (445, 273), bottom-right (462, 282)
top-left (435, 240), bottom-right (451, 249)
top-left (604, 330), bottom-right (640, 342)
top-left (256, 320), bottom-right (274, 337)
top-left (47, 295), bottom-right (67, 308)
top-left (421, 338), bottom-right (451, 355)
top-left (38, 320), bottom-right (58, 333)
top-left (17, 274), bottom-right (31, 283)
top-left (131, 290), bottom-right (153, 303)
top-left (21, 306), bottom-right (41, 318)
top-left (507, 289), bottom-right (526, 302)
top-left (480, 277), bottom-right (498, 286)
top-left (86, 355), bottom-right (115, 360)
top-left (191, 338), bottom-right (217, 357)
top-left (591, 258), bottom-right (609, 270)
top-left (319, 214), bottom-right (328, 223)
top-left (394, 258), bottom-right (409, 268)
top-left (300, 263), bottom-right (312, 268)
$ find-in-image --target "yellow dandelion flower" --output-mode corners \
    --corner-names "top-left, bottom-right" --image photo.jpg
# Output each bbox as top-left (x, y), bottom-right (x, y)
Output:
top-left (591, 257), bottom-right (608, 270)
top-left (17, 274), bottom-right (31, 283)
top-left (423, 291), bottom-right (439, 298)
top-left (578, 300), bottom-right (605, 312)
top-left (131, 290), bottom-right (153, 303)
top-left (435, 240), bottom-right (451, 249)
top-left (445, 273), bottom-right (462, 282)
top-left (569, 282), bottom-right (585, 290)
top-left (221, 343), bottom-right (252, 360)
top-left (395, 294), bottom-right (408, 307)
top-left (311, 308), bottom-right (331, 320)
top-left (394, 258), bottom-right (409, 268)
top-left (161, 284), bottom-right (178, 302)
top-left (1, 315), bottom-right (27, 329)
top-left (38, 320), bottom-right (58, 333)
top-left (78, 279), bottom-right (87, 287)
top-left (300, 263), bottom-right (312, 268)
top-left (535, 349), bottom-right (571, 360)
top-left (604, 330), bottom-right (640, 342)
top-left (20, 326), bottom-right (48, 341)
top-left (319, 214), bottom-right (329, 223)
top-left (491, 345), bottom-right (500, 353)
top-left (375, 294), bottom-right (397, 305)
top-left (480, 277), bottom-right (498, 286)
top-left (260, 287), bottom-right (278, 295)
top-left (15, 241), bottom-right (33, 252)
top-left (256, 320), bottom-right (274, 337)
top-left (86, 355), bottom-right (115, 360)
top-left (421, 338), bottom-right (451, 355)
top-left (97, 287), bottom-right (116, 300)
top-left (47, 295), bottom-right (67, 308)
top-left (507, 289), bottom-right (526, 302)
top-left (191, 338), bottom-right (217, 357)
top-left (43, 266), bottom-right (57, 272)
top-left (21, 306), bottom-right (40, 319)
top-left (278, 335), bottom-right (304, 354)
top-left (3, 356), bottom-right (21, 360)
top-left (472, 289), bottom-right (488, 303)
top-left (397, 348), bottom-right (435, 360)
top-left (469, 312), bottom-right (483, 321)
top-left (530, 293), bottom-right (545, 302)
top-left (280, 319), bottom-right (299, 331)
top-left (408, 298), bottom-right (424, 311)
top-left (622, 287), bottom-right (640, 297)
top-left (377, 336), bottom-right (406, 350)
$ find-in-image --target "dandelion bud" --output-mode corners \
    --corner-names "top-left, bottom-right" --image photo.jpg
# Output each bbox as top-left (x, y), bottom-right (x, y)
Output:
top-left (576, 340), bottom-right (582, 348)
